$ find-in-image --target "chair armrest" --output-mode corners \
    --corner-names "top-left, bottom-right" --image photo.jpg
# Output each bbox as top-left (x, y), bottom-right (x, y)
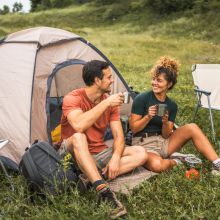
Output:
top-left (193, 88), bottom-right (211, 96)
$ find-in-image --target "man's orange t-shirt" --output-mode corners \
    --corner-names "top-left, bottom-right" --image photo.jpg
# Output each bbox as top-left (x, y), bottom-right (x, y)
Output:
top-left (57, 88), bottom-right (120, 154)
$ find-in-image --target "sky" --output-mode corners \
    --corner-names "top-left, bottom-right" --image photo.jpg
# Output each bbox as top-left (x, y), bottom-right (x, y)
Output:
top-left (0, 0), bottom-right (30, 13)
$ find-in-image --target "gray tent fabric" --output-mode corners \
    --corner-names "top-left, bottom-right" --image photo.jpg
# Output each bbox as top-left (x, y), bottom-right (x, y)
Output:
top-left (0, 42), bottom-right (37, 164)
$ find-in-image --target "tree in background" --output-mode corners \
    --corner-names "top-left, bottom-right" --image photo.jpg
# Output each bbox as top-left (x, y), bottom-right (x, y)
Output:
top-left (12, 2), bottom-right (23, 13)
top-left (0, 5), bottom-right (10, 15)
top-left (30, 0), bottom-right (42, 12)
top-left (30, 0), bottom-right (74, 11)
top-left (34, 0), bottom-right (51, 11)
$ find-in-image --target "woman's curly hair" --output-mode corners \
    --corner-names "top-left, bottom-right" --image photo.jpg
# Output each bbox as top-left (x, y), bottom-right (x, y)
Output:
top-left (149, 56), bottom-right (181, 90)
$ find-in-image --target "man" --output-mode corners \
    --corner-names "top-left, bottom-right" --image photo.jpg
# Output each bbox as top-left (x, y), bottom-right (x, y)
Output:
top-left (57, 60), bottom-right (148, 219)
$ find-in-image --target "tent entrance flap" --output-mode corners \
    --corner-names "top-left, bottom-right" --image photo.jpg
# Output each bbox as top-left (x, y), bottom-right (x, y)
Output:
top-left (50, 62), bottom-right (86, 98)
top-left (47, 60), bottom-right (86, 144)
top-left (50, 97), bottom-right (63, 132)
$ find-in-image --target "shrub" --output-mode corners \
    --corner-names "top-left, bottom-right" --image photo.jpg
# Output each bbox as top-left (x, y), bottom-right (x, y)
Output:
top-left (30, 0), bottom-right (42, 12)
top-left (102, 8), bottom-right (114, 20)
top-left (94, 0), bottom-right (117, 6)
top-left (51, 0), bottom-right (74, 8)
top-left (34, 0), bottom-right (51, 12)
top-left (41, 0), bottom-right (52, 10)
top-left (133, 0), bottom-right (220, 15)
top-left (74, 0), bottom-right (93, 3)
top-left (93, 0), bottom-right (125, 6)
top-left (139, 0), bottom-right (196, 14)
top-left (193, 0), bottom-right (220, 13)
top-left (30, 0), bottom-right (75, 11)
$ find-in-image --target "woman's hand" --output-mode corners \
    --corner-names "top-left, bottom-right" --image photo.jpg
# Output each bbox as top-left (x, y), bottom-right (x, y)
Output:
top-left (130, 105), bottom-right (157, 134)
top-left (147, 105), bottom-right (157, 120)
top-left (162, 111), bottom-right (169, 125)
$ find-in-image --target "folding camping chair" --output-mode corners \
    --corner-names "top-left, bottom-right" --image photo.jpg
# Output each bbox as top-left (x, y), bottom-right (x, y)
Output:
top-left (0, 139), bottom-right (15, 217)
top-left (191, 64), bottom-right (220, 143)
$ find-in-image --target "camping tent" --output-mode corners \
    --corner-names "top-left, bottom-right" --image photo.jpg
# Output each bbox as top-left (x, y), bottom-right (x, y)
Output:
top-left (0, 27), bottom-right (134, 169)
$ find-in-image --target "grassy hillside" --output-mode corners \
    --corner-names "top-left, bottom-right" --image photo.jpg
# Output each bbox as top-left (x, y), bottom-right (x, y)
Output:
top-left (1, 3), bottom-right (220, 219)
top-left (1, 2), bottom-right (220, 43)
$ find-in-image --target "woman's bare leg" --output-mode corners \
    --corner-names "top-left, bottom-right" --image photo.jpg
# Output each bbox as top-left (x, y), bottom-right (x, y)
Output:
top-left (143, 152), bottom-right (177, 173)
top-left (167, 123), bottom-right (219, 162)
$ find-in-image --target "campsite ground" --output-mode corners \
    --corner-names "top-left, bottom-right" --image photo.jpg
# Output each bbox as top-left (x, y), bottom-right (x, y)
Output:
top-left (1, 3), bottom-right (220, 219)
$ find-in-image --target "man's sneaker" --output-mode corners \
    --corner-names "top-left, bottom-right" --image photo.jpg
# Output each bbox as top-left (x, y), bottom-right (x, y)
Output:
top-left (211, 166), bottom-right (220, 176)
top-left (169, 153), bottom-right (196, 165)
top-left (77, 173), bottom-right (92, 193)
top-left (98, 187), bottom-right (127, 219)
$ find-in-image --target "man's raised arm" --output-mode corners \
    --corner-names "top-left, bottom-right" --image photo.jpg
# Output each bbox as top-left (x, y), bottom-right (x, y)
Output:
top-left (67, 93), bottom-right (124, 133)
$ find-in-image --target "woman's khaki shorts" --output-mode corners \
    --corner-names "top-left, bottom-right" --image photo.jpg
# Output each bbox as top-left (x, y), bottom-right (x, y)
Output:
top-left (132, 134), bottom-right (170, 159)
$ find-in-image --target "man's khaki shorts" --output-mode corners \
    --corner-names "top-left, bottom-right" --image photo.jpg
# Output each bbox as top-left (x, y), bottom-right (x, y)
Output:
top-left (132, 134), bottom-right (169, 159)
top-left (58, 139), bottom-right (115, 170)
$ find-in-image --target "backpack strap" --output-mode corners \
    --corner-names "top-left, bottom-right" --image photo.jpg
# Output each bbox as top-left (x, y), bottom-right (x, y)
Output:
top-left (35, 142), bottom-right (64, 164)
top-left (23, 150), bottom-right (44, 190)
top-left (35, 142), bottom-right (75, 172)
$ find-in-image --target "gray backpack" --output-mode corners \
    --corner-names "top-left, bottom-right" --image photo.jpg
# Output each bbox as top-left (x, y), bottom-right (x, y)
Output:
top-left (19, 141), bottom-right (78, 197)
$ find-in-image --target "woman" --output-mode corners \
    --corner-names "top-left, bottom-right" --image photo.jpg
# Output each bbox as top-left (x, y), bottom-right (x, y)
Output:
top-left (130, 56), bottom-right (220, 175)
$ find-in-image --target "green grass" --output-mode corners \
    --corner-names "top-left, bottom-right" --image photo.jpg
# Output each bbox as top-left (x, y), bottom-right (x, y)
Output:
top-left (1, 3), bottom-right (220, 219)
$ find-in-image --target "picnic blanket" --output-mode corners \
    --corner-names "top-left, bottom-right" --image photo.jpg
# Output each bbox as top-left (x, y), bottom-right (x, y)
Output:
top-left (108, 166), bottom-right (158, 195)
top-left (105, 139), bottom-right (158, 195)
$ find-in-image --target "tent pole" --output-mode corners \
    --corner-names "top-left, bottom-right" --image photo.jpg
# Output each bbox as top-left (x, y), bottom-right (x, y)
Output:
top-left (29, 42), bottom-right (40, 147)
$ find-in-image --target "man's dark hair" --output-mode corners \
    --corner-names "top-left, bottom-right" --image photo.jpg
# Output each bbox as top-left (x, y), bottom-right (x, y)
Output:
top-left (82, 60), bottom-right (110, 86)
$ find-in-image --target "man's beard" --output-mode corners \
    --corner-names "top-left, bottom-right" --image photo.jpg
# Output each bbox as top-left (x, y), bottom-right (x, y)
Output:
top-left (101, 85), bottom-right (111, 94)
